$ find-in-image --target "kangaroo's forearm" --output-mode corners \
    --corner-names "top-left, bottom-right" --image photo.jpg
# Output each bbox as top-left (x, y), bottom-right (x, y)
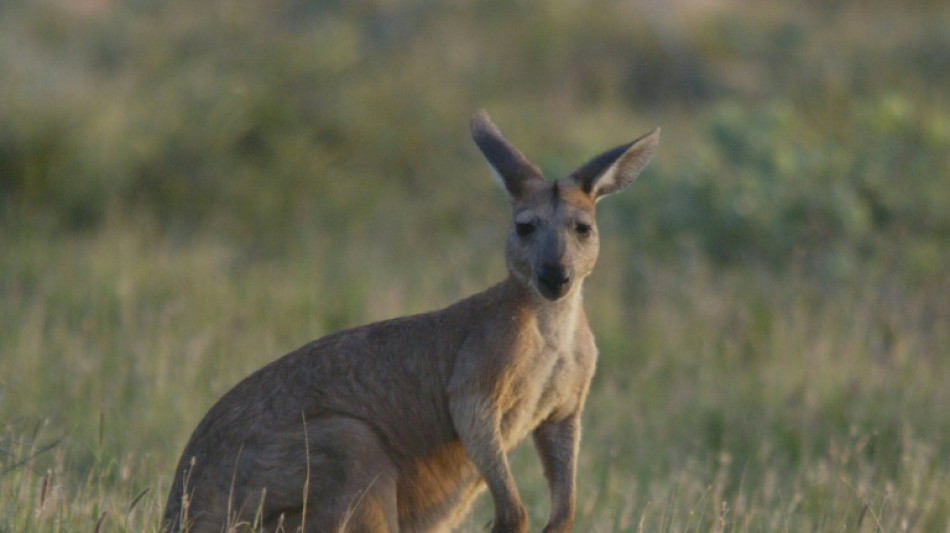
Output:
top-left (534, 414), bottom-right (581, 532)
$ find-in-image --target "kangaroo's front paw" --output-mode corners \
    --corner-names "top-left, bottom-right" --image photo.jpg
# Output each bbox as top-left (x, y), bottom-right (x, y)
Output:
top-left (542, 517), bottom-right (574, 533)
top-left (490, 505), bottom-right (528, 533)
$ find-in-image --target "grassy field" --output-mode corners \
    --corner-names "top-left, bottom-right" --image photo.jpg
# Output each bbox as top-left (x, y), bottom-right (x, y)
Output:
top-left (3, 1), bottom-right (950, 531)
top-left (3, 221), bottom-right (949, 531)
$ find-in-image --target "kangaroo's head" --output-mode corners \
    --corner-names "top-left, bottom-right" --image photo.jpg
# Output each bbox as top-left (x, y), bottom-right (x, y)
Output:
top-left (471, 110), bottom-right (659, 302)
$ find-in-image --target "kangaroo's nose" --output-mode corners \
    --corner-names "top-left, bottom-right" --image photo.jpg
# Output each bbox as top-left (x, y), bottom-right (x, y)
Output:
top-left (536, 264), bottom-right (572, 300)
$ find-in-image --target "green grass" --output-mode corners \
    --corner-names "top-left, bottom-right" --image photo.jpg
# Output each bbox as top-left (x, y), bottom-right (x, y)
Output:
top-left (2, 222), bottom-right (948, 531)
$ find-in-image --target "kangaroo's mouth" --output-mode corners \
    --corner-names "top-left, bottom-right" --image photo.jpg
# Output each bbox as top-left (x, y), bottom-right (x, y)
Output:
top-left (535, 265), bottom-right (572, 301)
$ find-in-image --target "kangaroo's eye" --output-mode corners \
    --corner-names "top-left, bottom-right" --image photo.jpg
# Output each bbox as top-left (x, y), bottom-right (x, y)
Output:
top-left (515, 222), bottom-right (535, 238)
top-left (575, 222), bottom-right (593, 238)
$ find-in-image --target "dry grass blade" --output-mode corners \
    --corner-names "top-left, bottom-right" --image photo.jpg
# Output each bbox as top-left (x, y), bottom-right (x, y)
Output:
top-left (129, 487), bottom-right (149, 513)
top-left (94, 511), bottom-right (109, 533)
top-left (38, 469), bottom-right (53, 511)
top-left (718, 501), bottom-right (729, 533)
top-left (0, 437), bottom-right (62, 478)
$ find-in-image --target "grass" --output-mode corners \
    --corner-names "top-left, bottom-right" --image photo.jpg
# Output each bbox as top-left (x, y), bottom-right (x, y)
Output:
top-left (2, 220), bottom-right (948, 532)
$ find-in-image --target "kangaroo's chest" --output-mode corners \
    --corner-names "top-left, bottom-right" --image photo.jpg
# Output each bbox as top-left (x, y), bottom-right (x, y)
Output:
top-left (499, 328), bottom-right (596, 447)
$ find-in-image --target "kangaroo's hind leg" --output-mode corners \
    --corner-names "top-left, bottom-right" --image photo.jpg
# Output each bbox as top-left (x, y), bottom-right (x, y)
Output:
top-left (255, 416), bottom-right (400, 532)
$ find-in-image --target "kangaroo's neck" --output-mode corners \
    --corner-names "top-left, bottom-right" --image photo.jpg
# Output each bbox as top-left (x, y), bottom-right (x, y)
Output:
top-left (502, 276), bottom-right (587, 349)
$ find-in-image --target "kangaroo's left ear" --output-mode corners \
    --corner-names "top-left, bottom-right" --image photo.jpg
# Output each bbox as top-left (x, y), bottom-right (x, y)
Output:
top-left (571, 127), bottom-right (660, 201)
top-left (470, 109), bottom-right (546, 201)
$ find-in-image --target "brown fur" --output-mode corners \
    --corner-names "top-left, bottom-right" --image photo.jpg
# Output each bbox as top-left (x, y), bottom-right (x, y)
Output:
top-left (162, 110), bottom-right (659, 533)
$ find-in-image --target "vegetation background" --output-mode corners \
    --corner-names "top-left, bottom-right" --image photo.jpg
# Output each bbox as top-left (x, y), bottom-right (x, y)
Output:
top-left (2, 0), bottom-right (949, 530)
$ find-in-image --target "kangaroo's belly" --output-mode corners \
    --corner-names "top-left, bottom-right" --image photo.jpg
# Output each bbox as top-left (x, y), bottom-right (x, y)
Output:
top-left (396, 440), bottom-right (485, 532)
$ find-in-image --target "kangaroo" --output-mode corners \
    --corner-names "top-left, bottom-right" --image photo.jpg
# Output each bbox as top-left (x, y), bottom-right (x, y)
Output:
top-left (162, 110), bottom-right (659, 533)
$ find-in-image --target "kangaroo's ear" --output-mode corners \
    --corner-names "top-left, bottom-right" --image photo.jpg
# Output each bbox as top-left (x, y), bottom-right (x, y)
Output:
top-left (571, 127), bottom-right (660, 201)
top-left (470, 109), bottom-right (544, 200)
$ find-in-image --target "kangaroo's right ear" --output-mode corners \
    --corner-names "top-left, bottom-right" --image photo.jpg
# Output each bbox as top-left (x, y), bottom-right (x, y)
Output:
top-left (470, 109), bottom-right (544, 200)
top-left (571, 127), bottom-right (660, 201)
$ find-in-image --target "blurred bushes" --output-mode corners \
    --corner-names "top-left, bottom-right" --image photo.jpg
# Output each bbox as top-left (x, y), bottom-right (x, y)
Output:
top-left (1, 0), bottom-right (949, 279)
top-left (621, 95), bottom-right (950, 277)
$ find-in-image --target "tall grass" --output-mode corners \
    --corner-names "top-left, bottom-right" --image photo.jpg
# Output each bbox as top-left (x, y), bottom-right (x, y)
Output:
top-left (2, 220), bottom-right (948, 531)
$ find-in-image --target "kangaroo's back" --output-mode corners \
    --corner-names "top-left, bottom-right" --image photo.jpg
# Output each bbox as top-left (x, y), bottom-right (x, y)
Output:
top-left (163, 283), bottom-right (505, 531)
top-left (162, 110), bottom-right (658, 533)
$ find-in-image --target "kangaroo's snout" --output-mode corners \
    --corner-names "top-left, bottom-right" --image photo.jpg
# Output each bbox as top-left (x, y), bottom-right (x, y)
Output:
top-left (536, 264), bottom-right (572, 300)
